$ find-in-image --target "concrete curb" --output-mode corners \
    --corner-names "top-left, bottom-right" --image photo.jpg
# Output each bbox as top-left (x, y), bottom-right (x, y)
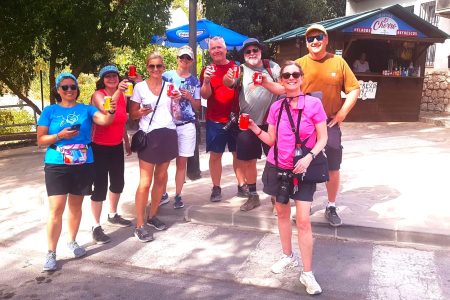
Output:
top-left (184, 205), bottom-right (450, 248)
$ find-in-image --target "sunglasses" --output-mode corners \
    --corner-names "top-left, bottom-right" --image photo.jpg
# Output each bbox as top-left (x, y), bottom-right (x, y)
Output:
top-left (178, 55), bottom-right (193, 61)
top-left (244, 48), bottom-right (260, 55)
top-left (306, 34), bottom-right (324, 43)
top-left (60, 84), bottom-right (77, 91)
top-left (147, 64), bottom-right (164, 69)
top-left (281, 72), bottom-right (302, 79)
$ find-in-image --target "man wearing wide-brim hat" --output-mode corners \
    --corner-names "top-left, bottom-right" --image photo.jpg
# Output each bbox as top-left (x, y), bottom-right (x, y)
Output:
top-left (224, 37), bottom-right (281, 212)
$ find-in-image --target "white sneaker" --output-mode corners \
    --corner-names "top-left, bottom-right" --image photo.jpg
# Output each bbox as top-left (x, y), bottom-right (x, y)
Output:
top-left (271, 252), bottom-right (299, 274)
top-left (299, 272), bottom-right (322, 295)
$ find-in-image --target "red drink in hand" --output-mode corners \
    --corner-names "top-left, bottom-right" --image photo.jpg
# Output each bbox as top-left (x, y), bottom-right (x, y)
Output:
top-left (253, 72), bottom-right (262, 85)
top-left (239, 113), bottom-right (250, 130)
top-left (128, 65), bottom-right (137, 77)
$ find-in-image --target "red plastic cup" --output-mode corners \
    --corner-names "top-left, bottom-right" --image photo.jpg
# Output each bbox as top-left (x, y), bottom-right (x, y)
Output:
top-left (239, 113), bottom-right (250, 130)
top-left (233, 65), bottom-right (239, 78)
top-left (253, 72), bottom-right (263, 85)
top-left (128, 65), bottom-right (137, 77)
top-left (167, 83), bottom-right (174, 97)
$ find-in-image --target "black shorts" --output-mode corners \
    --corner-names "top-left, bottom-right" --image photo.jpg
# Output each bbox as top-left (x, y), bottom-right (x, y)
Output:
top-left (44, 163), bottom-right (94, 196)
top-left (91, 142), bottom-right (125, 202)
top-left (325, 145), bottom-right (343, 171)
top-left (236, 125), bottom-right (269, 161)
top-left (325, 122), bottom-right (343, 171)
top-left (261, 162), bottom-right (316, 202)
top-left (138, 128), bottom-right (178, 164)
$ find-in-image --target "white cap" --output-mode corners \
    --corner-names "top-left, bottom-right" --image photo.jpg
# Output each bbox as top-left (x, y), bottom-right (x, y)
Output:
top-left (177, 46), bottom-right (194, 59)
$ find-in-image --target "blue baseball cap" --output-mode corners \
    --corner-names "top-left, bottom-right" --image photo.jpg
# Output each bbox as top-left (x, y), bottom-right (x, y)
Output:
top-left (99, 64), bottom-right (120, 78)
top-left (55, 72), bottom-right (78, 89)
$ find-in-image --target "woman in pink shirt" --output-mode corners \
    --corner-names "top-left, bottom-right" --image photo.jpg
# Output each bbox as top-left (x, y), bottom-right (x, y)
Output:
top-left (90, 65), bottom-right (132, 244)
top-left (248, 61), bottom-right (327, 295)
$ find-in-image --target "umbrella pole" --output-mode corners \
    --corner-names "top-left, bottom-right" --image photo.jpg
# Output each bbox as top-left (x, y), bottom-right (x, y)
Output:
top-left (187, 0), bottom-right (202, 181)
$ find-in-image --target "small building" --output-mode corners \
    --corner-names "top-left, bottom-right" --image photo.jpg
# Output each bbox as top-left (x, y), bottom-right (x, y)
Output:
top-left (265, 4), bottom-right (449, 121)
top-left (346, 0), bottom-right (450, 70)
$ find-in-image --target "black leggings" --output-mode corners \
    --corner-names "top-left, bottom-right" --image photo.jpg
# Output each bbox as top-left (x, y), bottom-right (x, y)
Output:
top-left (91, 142), bottom-right (125, 202)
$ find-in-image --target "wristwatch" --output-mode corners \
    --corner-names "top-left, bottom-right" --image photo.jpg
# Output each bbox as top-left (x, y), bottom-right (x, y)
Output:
top-left (309, 151), bottom-right (316, 159)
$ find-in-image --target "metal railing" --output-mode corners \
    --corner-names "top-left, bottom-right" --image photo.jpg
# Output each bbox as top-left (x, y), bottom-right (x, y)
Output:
top-left (0, 103), bottom-right (38, 141)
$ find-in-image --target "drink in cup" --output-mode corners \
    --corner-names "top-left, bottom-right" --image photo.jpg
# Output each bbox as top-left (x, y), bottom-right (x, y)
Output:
top-left (253, 71), bottom-right (263, 85)
top-left (124, 82), bottom-right (133, 97)
top-left (167, 83), bottom-right (174, 97)
top-left (233, 65), bottom-right (239, 78)
top-left (128, 65), bottom-right (137, 77)
top-left (239, 113), bottom-right (250, 130)
top-left (103, 96), bottom-right (112, 110)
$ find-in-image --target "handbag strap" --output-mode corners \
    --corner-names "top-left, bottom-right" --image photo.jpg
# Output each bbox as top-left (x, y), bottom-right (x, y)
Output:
top-left (273, 96), bottom-right (303, 170)
top-left (145, 80), bottom-right (166, 132)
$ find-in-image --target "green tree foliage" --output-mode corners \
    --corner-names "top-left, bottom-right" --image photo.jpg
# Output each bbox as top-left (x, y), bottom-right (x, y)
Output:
top-left (0, 109), bottom-right (35, 134)
top-left (201, 0), bottom-right (346, 47)
top-left (0, 0), bottom-right (172, 114)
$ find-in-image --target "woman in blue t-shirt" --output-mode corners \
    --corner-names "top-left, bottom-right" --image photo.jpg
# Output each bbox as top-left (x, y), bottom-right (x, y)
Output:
top-left (37, 72), bottom-right (116, 272)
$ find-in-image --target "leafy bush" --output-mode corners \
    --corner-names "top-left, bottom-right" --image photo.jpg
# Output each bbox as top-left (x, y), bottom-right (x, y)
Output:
top-left (0, 108), bottom-right (35, 134)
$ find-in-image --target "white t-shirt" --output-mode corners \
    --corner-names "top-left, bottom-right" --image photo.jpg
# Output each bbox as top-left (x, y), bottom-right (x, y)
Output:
top-left (353, 60), bottom-right (370, 73)
top-left (131, 81), bottom-right (176, 133)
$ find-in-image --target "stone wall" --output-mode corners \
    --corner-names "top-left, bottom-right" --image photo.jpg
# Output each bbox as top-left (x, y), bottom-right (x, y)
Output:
top-left (421, 70), bottom-right (450, 113)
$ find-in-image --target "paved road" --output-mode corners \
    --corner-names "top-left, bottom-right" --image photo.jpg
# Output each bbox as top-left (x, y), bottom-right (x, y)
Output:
top-left (1, 221), bottom-right (449, 299)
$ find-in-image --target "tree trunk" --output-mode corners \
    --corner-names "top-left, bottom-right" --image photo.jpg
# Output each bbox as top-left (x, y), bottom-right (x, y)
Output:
top-left (48, 39), bottom-right (57, 105)
top-left (0, 72), bottom-right (42, 115)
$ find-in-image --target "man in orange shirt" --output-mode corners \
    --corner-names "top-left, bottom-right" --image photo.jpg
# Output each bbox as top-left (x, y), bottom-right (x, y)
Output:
top-left (296, 24), bottom-right (360, 227)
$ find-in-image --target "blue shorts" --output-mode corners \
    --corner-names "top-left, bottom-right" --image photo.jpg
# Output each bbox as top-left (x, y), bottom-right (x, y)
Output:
top-left (206, 120), bottom-right (237, 153)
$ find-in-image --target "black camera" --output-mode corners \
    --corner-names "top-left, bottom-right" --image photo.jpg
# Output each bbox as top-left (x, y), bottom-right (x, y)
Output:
top-left (276, 170), bottom-right (293, 204)
top-left (223, 112), bottom-right (238, 131)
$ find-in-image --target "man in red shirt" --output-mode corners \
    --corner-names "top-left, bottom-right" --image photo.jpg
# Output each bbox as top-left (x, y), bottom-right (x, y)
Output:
top-left (200, 36), bottom-right (245, 202)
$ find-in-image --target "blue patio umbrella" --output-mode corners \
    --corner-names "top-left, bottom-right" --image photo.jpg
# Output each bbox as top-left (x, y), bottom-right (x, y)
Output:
top-left (150, 19), bottom-right (248, 50)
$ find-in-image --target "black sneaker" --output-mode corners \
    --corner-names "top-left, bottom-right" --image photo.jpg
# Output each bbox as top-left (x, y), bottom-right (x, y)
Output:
top-left (107, 214), bottom-right (132, 227)
top-left (92, 226), bottom-right (111, 244)
top-left (173, 194), bottom-right (184, 209)
top-left (325, 206), bottom-right (343, 227)
top-left (134, 226), bottom-right (154, 243)
top-left (159, 192), bottom-right (169, 206)
top-left (147, 216), bottom-right (167, 231)
top-left (237, 184), bottom-right (250, 197)
top-left (210, 186), bottom-right (222, 202)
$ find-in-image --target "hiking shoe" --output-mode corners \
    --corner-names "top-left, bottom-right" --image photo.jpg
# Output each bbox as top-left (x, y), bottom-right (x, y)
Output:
top-left (237, 184), bottom-right (250, 197)
top-left (173, 195), bottom-right (184, 209)
top-left (107, 214), bottom-right (132, 227)
top-left (159, 192), bottom-right (169, 206)
top-left (147, 216), bottom-right (166, 231)
top-left (300, 272), bottom-right (322, 295)
top-left (134, 226), bottom-right (154, 243)
top-left (271, 252), bottom-right (299, 274)
top-left (92, 226), bottom-right (111, 244)
top-left (240, 194), bottom-right (261, 211)
top-left (210, 186), bottom-right (222, 202)
top-left (67, 241), bottom-right (86, 258)
top-left (43, 251), bottom-right (57, 272)
top-left (325, 206), bottom-right (342, 227)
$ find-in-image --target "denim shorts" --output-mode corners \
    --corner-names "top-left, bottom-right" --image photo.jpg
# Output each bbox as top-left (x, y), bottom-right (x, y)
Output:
top-left (206, 120), bottom-right (237, 153)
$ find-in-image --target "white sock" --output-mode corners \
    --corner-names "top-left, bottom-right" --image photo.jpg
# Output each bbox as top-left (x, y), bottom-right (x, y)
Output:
top-left (93, 224), bottom-right (101, 229)
top-left (327, 202), bottom-right (336, 208)
top-left (303, 271), bottom-right (313, 276)
top-left (109, 212), bottom-right (117, 218)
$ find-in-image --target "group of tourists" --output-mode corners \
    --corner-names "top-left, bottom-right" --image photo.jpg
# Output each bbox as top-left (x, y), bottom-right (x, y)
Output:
top-left (37, 23), bottom-right (360, 296)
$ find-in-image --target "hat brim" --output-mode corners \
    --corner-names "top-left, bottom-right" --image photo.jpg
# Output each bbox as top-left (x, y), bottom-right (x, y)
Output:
top-left (240, 42), bottom-right (263, 53)
top-left (101, 70), bottom-right (119, 78)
